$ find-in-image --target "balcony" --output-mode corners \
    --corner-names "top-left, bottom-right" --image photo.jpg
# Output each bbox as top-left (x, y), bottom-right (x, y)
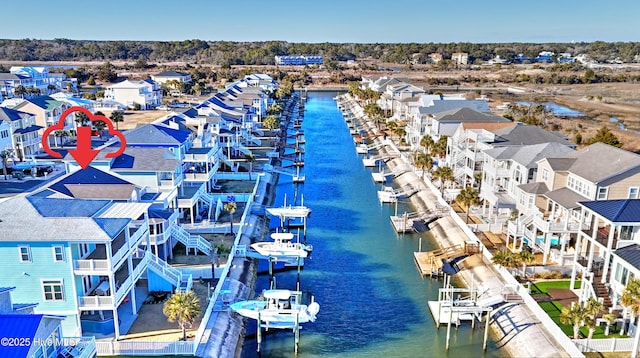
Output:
top-left (533, 216), bottom-right (581, 234)
top-left (73, 224), bottom-right (146, 274)
top-left (78, 295), bottom-right (114, 309)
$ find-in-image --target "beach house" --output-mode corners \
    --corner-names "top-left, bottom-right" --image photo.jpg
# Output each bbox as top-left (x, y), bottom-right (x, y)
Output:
top-left (0, 166), bottom-right (192, 340)
top-left (103, 79), bottom-right (162, 110)
top-left (0, 287), bottom-right (97, 358)
top-left (12, 95), bottom-right (75, 149)
top-left (506, 142), bottom-right (640, 266)
top-left (569, 199), bottom-right (640, 314)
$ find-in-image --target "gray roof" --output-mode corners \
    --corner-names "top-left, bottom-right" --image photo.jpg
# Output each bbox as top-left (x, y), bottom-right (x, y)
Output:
top-left (564, 142), bottom-right (640, 185)
top-left (518, 182), bottom-right (549, 194)
top-left (0, 195), bottom-right (113, 242)
top-left (614, 244), bottom-right (640, 270)
top-left (544, 187), bottom-right (588, 209)
top-left (545, 158), bottom-right (576, 171)
top-left (420, 101), bottom-right (492, 115)
top-left (108, 147), bottom-right (180, 172)
top-left (432, 107), bottom-right (508, 122)
top-left (154, 70), bottom-right (189, 77)
top-left (484, 142), bottom-right (575, 168)
top-left (491, 124), bottom-right (573, 147)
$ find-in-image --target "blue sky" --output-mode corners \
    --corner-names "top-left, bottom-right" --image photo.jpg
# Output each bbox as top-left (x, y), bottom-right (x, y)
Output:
top-left (3, 0), bottom-right (638, 43)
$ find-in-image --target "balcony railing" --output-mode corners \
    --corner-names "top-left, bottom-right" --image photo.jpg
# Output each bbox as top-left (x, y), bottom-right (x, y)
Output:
top-left (56, 337), bottom-right (96, 358)
top-left (73, 259), bottom-right (110, 273)
top-left (78, 295), bottom-right (114, 309)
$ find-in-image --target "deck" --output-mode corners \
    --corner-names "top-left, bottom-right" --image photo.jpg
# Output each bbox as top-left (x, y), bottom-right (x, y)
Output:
top-left (414, 244), bottom-right (467, 277)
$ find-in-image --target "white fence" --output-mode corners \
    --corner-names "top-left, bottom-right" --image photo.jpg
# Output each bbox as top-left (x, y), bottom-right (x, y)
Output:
top-left (95, 341), bottom-right (195, 356)
top-left (572, 338), bottom-right (635, 353)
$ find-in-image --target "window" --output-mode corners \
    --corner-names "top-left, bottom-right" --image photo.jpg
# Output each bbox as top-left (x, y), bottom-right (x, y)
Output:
top-left (53, 246), bottom-right (65, 262)
top-left (541, 168), bottom-right (549, 181)
top-left (18, 246), bottom-right (31, 262)
top-left (42, 280), bottom-right (64, 301)
top-left (629, 187), bottom-right (639, 199)
top-left (597, 187), bottom-right (608, 200)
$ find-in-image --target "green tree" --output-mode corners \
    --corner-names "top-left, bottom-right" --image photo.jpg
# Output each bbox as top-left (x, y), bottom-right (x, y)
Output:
top-left (621, 278), bottom-right (640, 358)
top-left (559, 303), bottom-right (587, 339)
top-left (589, 126), bottom-right (622, 148)
top-left (0, 149), bottom-right (14, 180)
top-left (162, 290), bottom-right (201, 341)
top-left (87, 75), bottom-right (96, 85)
top-left (267, 103), bottom-right (283, 115)
top-left (491, 248), bottom-right (520, 275)
top-left (413, 152), bottom-right (433, 176)
top-left (262, 115), bottom-right (280, 131)
top-left (14, 85), bottom-right (26, 98)
top-left (244, 153), bottom-right (255, 180)
top-left (455, 186), bottom-right (480, 223)
top-left (518, 250), bottom-right (535, 278)
top-left (224, 201), bottom-right (237, 235)
top-left (109, 110), bottom-right (124, 130)
top-left (584, 297), bottom-right (604, 340)
top-left (75, 112), bottom-right (90, 127)
top-left (602, 313), bottom-right (617, 336)
top-left (420, 135), bottom-right (434, 154)
top-left (575, 132), bottom-right (583, 145)
top-left (432, 165), bottom-right (454, 195)
top-left (431, 135), bottom-right (449, 158)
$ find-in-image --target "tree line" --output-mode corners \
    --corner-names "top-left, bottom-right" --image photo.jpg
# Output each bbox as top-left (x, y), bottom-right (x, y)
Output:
top-left (0, 39), bottom-right (639, 65)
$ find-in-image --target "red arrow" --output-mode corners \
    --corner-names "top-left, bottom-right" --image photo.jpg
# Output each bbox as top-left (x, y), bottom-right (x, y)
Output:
top-left (69, 126), bottom-right (99, 169)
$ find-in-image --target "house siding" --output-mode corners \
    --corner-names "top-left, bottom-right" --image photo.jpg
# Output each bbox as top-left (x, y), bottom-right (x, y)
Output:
top-left (0, 242), bottom-right (77, 330)
top-left (605, 173), bottom-right (640, 199)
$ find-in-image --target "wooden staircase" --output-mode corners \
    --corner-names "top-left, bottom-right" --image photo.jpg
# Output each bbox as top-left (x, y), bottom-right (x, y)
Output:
top-left (594, 282), bottom-right (612, 308)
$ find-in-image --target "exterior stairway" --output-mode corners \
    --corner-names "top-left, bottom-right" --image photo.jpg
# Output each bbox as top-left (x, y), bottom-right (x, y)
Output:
top-left (594, 282), bottom-right (612, 308)
top-left (171, 225), bottom-right (212, 256)
top-left (146, 252), bottom-right (193, 292)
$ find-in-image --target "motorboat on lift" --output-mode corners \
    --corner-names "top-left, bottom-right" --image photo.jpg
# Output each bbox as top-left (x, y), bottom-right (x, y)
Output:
top-left (230, 289), bottom-right (320, 329)
top-left (250, 232), bottom-right (312, 259)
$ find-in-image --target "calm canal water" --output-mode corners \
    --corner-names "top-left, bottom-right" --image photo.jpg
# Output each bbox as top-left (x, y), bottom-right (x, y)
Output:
top-left (240, 91), bottom-right (505, 358)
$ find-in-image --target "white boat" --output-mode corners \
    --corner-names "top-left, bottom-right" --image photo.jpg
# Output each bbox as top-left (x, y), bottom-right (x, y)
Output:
top-left (377, 186), bottom-right (398, 203)
top-left (355, 143), bottom-right (369, 154)
top-left (230, 289), bottom-right (320, 329)
top-left (251, 232), bottom-right (312, 259)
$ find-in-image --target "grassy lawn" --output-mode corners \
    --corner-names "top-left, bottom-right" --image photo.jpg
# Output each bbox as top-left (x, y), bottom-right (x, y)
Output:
top-left (533, 280), bottom-right (627, 339)
top-left (529, 279), bottom-right (581, 295)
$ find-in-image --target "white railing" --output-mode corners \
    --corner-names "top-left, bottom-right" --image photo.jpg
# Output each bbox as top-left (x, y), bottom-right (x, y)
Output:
top-left (572, 338), bottom-right (635, 352)
top-left (77, 295), bottom-right (114, 309)
top-left (95, 340), bottom-right (195, 356)
top-left (171, 225), bottom-right (212, 256)
top-left (146, 253), bottom-right (180, 287)
top-left (73, 259), bottom-right (110, 272)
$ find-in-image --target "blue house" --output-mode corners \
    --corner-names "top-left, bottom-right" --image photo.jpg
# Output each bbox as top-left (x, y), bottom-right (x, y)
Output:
top-left (0, 167), bottom-right (189, 340)
top-left (0, 287), bottom-right (96, 358)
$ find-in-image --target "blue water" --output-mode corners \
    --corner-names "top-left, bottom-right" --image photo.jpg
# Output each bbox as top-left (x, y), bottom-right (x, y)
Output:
top-left (240, 92), bottom-right (504, 358)
top-left (517, 101), bottom-right (585, 117)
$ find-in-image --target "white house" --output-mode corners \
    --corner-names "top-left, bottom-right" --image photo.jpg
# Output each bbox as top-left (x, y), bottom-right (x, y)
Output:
top-left (104, 79), bottom-right (162, 110)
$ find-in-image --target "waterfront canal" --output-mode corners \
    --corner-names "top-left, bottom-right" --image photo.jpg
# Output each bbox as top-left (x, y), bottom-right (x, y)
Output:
top-left (240, 91), bottom-right (505, 358)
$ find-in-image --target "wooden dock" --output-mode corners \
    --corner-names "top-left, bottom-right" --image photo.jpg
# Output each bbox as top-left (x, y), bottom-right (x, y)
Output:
top-left (414, 244), bottom-right (467, 277)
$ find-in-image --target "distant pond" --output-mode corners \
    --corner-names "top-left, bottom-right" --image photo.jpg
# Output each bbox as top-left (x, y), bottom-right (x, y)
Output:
top-left (516, 101), bottom-right (586, 117)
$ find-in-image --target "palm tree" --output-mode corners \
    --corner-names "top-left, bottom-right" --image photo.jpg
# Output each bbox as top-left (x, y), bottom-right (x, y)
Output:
top-left (420, 135), bottom-right (434, 154)
top-left (602, 313), bottom-right (617, 336)
top-left (54, 130), bottom-right (69, 147)
top-left (519, 250), bottom-right (535, 278)
top-left (584, 297), bottom-right (604, 339)
top-left (162, 290), bottom-right (201, 341)
top-left (621, 278), bottom-right (640, 358)
top-left (431, 135), bottom-right (449, 159)
top-left (75, 112), bottom-right (90, 127)
top-left (109, 110), bottom-right (124, 130)
top-left (224, 201), bottom-right (237, 235)
top-left (455, 186), bottom-right (480, 223)
top-left (491, 248), bottom-right (520, 275)
top-left (559, 303), bottom-right (586, 339)
top-left (413, 152), bottom-right (433, 177)
top-left (432, 165), bottom-right (454, 196)
top-left (244, 153), bottom-right (255, 180)
top-left (263, 115), bottom-right (280, 132)
top-left (0, 149), bottom-right (14, 180)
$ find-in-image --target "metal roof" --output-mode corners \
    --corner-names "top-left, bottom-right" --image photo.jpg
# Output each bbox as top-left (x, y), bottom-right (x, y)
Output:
top-left (579, 199), bottom-right (640, 223)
